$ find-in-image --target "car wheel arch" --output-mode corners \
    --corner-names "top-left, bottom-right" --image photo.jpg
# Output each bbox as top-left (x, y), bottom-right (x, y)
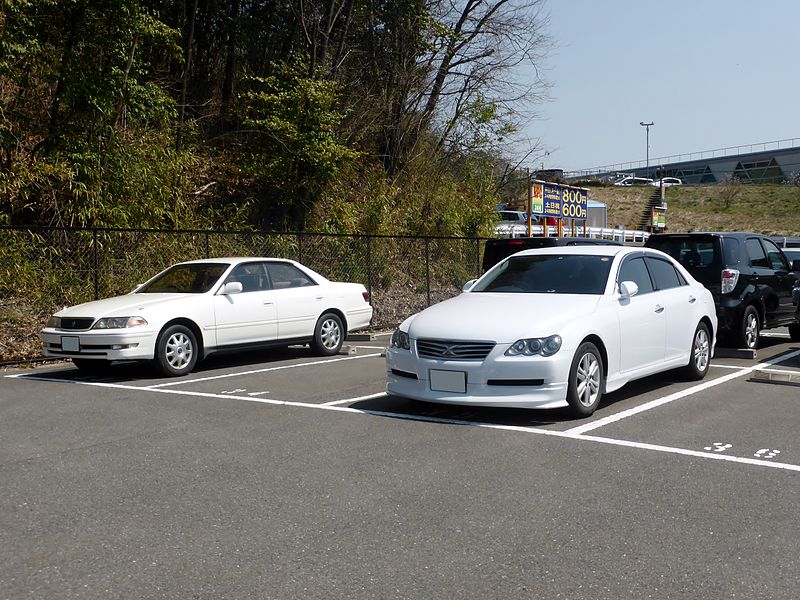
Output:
top-left (579, 334), bottom-right (608, 378)
top-left (319, 307), bottom-right (348, 332)
top-left (159, 318), bottom-right (205, 360)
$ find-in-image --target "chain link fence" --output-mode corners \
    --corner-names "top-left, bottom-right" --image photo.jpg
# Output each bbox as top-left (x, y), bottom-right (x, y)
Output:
top-left (0, 226), bottom-right (487, 363)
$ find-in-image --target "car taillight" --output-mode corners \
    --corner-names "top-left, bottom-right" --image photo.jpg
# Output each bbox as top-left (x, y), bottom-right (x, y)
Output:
top-left (362, 291), bottom-right (370, 303)
top-left (721, 268), bottom-right (739, 294)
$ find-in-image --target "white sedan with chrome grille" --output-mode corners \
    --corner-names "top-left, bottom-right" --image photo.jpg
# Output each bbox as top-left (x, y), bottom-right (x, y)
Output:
top-left (386, 246), bottom-right (716, 417)
top-left (41, 258), bottom-right (373, 377)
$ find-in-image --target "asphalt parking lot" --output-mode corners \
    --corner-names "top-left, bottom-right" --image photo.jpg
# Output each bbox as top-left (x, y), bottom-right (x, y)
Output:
top-left (2, 332), bottom-right (800, 599)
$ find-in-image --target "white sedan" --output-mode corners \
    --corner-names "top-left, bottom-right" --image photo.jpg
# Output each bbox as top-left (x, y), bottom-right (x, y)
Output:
top-left (41, 258), bottom-right (373, 376)
top-left (386, 246), bottom-right (716, 417)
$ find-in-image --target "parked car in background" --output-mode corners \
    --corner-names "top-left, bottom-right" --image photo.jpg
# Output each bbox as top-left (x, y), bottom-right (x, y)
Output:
top-left (387, 246), bottom-right (716, 418)
top-left (482, 237), bottom-right (622, 273)
top-left (41, 258), bottom-right (373, 376)
top-left (650, 177), bottom-right (683, 187)
top-left (496, 210), bottom-right (538, 224)
top-left (645, 232), bottom-right (800, 349)
top-left (613, 176), bottom-right (654, 186)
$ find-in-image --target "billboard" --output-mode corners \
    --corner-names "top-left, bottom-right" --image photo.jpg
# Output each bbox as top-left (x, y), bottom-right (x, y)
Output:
top-left (530, 181), bottom-right (588, 221)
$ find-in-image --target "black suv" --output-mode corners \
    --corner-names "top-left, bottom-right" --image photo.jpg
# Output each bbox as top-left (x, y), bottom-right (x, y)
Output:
top-left (645, 232), bottom-right (800, 349)
top-left (482, 237), bottom-right (623, 272)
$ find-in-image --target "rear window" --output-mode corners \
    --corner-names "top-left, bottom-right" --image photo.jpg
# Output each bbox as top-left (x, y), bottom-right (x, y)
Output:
top-left (646, 236), bottom-right (721, 270)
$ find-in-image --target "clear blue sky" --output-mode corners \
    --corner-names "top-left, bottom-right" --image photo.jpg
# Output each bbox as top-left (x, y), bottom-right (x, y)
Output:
top-left (528, 0), bottom-right (800, 173)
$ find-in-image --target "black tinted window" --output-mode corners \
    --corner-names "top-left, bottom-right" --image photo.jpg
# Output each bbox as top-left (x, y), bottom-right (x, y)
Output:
top-left (225, 262), bottom-right (270, 292)
top-left (647, 237), bottom-right (720, 269)
top-left (140, 263), bottom-right (228, 293)
top-left (763, 239), bottom-right (789, 271)
top-left (267, 263), bottom-right (316, 289)
top-left (722, 237), bottom-right (741, 266)
top-left (473, 255), bottom-right (612, 294)
top-left (746, 238), bottom-right (769, 268)
top-left (618, 257), bottom-right (654, 294)
top-left (645, 257), bottom-right (685, 290)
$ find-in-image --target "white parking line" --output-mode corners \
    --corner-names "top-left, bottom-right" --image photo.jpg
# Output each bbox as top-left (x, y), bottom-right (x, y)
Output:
top-left (8, 372), bottom-right (800, 473)
top-left (145, 353), bottom-right (383, 388)
top-left (322, 392), bottom-right (387, 406)
top-left (566, 349), bottom-right (800, 435)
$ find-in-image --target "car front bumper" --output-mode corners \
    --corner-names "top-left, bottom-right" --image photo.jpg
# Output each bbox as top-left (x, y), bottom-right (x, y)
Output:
top-left (385, 344), bottom-right (573, 409)
top-left (40, 328), bottom-right (157, 361)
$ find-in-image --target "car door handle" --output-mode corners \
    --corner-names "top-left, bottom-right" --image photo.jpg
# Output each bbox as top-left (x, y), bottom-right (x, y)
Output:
top-left (315, 296), bottom-right (324, 300)
top-left (263, 301), bottom-right (274, 306)
top-left (655, 304), bottom-right (665, 313)
top-left (688, 296), bottom-right (696, 303)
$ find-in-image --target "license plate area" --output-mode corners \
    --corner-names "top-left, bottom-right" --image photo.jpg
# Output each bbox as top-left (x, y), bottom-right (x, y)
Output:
top-left (429, 369), bottom-right (466, 393)
top-left (61, 336), bottom-right (81, 352)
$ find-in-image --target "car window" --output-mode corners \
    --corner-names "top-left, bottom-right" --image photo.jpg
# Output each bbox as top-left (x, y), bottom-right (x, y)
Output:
top-left (472, 254), bottom-right (612, 294)
top-left (267, 262), bottom-right (317, 289)
top-left (139, 263), bottom-right (229, 293)
top-left (762, 239), bottom-right (789, 271)
top-left (721, 237), bottom-right (742, 266)
top-left (745, 238), bottom-right (769, 268)
top-left (618, 256), bottom-right (654, 294)
top-left (646, 237), bottom-right (721, 269)
top-left (645, 256), bottom-right (686, 289)
top-left (226, 262), bottom-right (270, 292)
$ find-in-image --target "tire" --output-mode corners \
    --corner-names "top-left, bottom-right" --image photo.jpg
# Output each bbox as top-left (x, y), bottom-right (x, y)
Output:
top-left (566, 342), bottom-right (604, 418)
top-left (684, 322), bottom-right (711, 380)
top-left (311, 313), bottom-right (344, 356)
top-left (789, 323), bottom-right (800, 342)
top-left (740, 305), bottom-right (760, 350)
top-left (72, 358), bottom-right (111, 374)
top-left (154, 324), bottom-right (198, 377)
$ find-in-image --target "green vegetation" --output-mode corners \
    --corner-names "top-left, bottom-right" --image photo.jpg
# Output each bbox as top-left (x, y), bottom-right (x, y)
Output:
top-left (0, 0), bottom-right (551, 237)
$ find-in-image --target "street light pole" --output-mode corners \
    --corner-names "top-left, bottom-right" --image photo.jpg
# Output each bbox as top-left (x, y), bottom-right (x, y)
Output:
top-left (640, 121), bottom-right (654, 179)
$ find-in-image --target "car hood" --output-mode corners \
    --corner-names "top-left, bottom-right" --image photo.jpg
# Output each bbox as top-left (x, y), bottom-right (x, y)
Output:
top-left (406, 292), bottom-right (601, 343)
top-left (55, 293), bottom-right (197, 318)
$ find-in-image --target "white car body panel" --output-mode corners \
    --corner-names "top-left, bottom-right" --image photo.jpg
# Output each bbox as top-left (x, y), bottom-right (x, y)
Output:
top-left (386, 246), bottom-right (717, 410)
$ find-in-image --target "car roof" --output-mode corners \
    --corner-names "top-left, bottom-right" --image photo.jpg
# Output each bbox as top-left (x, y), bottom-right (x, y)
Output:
top-left (178, 257), bottom-right (296, 265)
top-left (648, 231), bottom-right (762, 239)
top-left (513, 245), bottom-right (638, 258)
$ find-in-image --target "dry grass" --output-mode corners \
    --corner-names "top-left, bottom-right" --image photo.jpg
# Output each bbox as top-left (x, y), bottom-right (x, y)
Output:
top-left (589, 183), bottom-right (800, 234)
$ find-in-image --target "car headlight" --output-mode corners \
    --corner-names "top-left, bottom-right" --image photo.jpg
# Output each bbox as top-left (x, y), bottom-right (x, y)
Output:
top-left (391, 329), bottom-right (411, 350)
top-left (91, 316), bottom-right (148, 329)
top-left (46, 316), bottom-right (61, 328)
top-left (505, 334), bottom-right (562, 357)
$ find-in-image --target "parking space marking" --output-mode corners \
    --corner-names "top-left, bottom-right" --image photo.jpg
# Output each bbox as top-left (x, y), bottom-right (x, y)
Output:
top-left (7, 372), bottom-right (800, 473)
top-left (565, 349), bottom-right (800, 436)
top-left (322, 392), bottom-right (387, 406)
top-left (144, 353), bottom-right (383, 388)
top-left (710, 364), bottom-right (750, 370)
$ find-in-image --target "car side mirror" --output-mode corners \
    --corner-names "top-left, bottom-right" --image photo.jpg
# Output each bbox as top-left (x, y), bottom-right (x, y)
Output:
top-left (463, 279), bottom-right (478, 292)
top-left (791, 259), bottom-right (800, 273)
top-left (619, 280), bottom-right (639, 300)
top-left (221, 281), bottom-right (243, 295)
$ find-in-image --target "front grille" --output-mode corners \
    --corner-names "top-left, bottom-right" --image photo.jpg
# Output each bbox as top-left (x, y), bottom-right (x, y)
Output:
top-left (416, 339), bottom-right (495, 361)
top-left (59, 317), bottom-right (95, 330)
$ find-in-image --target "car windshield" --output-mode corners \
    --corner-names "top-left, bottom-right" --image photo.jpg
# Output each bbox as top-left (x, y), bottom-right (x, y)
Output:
top-left (472, 254), bottom-right (612, 294)
top-left (138, 263), bottom-right (229, 293)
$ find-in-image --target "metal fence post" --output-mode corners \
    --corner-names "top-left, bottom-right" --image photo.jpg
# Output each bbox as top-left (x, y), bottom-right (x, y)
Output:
top-left (425, 238), bottom-right (431, 307)
top-left (92, 227), bottom-right (99, 300)
top-left (475, 238), bottom-right (481, 277)
top-left (298, 233), bottom-right (303, 263)
top-left (366, 235), bottom-right (373, 301)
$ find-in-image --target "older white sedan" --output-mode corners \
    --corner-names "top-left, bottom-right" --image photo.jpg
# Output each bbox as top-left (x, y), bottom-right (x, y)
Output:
top-left (41, 258), bottom-right (373, 376)
top-left (386, 246), bottom-right (716, 417)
